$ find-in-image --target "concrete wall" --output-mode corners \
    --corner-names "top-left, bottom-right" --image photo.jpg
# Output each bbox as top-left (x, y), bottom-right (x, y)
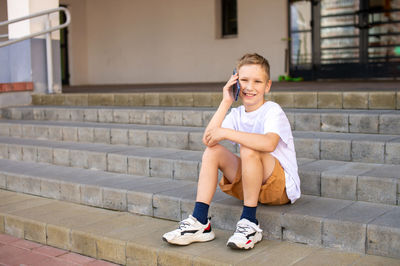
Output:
top-left (63, 0), bottom-right (287, 85)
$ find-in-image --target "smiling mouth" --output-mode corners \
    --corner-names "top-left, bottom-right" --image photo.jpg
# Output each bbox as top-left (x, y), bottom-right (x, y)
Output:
top-left (243, 91), bottom-right (256, 97)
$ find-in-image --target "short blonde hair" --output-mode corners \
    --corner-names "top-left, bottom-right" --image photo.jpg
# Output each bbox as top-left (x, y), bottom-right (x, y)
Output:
top-left (237, 53), bottom-right (270, 80)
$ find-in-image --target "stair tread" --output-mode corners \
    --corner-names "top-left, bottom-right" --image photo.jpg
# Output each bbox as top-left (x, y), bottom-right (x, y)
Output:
top-left (2, 190), bottom-right (399, 265)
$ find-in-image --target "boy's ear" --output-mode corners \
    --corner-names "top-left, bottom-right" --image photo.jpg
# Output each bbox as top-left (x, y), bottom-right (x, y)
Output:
top-left (264, 80), bottom-right (272, 94)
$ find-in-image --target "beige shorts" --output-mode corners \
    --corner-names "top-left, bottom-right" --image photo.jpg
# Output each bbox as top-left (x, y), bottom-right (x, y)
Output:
top-left (219, 158), bottom-right (290, 205)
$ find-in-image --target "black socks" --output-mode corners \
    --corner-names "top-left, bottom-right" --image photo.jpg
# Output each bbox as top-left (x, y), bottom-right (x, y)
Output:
top-left (240, 205), bottom-right (258, 225)
top-left (192, 202), bottom-right (210, 225)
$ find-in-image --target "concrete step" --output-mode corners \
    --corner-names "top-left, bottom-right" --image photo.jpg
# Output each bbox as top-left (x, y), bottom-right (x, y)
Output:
top-left (29, 91), bottom-right (400, 110)
top-left (3, 105), bottom-right (400, 135)
top-left (0, 160), bottom-right (399, 260)
top-left (0, 120), bottom-right (399, 164)
top-left (0, 137), bottom-right (398, 206)
top-left (2, 191), bottom-right (399, 265)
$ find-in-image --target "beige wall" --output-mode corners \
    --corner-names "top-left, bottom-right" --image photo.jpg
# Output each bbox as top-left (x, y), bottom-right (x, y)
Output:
top-left (66, 0), bottom-right (287, 85)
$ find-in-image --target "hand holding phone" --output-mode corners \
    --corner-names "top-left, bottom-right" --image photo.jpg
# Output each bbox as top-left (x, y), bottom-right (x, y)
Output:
top-left (232, 68), bottom-right (241, 101)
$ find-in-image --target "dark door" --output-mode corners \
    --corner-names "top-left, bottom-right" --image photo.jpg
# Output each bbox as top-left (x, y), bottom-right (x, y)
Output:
top-left (60, 5), bottom-right (70, 85)
top-left (289, 0), bottom-right (400, 80)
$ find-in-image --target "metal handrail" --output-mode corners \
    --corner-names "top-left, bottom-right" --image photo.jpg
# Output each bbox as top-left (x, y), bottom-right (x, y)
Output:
top-left (0, 7), bottom-right (71, 93)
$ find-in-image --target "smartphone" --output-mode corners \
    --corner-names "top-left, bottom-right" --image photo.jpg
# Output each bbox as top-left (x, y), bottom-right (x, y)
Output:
top-left (232, 68), bottom-right (241, 101)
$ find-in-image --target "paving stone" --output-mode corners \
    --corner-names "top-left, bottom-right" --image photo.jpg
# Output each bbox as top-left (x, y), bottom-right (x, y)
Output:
top-left (70, 150), bottom-right (88, 169)
top-left (150, 158), bottom-right (173, 178)
top-left (47, 127), bottom-right (63, 141)
top-left (385, 139), bottom-right (400, 164)
top-left (34, 126), bottom-right (49, 140)
top-left (282, 197), bottom-right (352, 246)
top-left (96, 236), bottom-right (126, 265)
top-left (173, 160), bottom-right (198, 181)
top-left (98, 109), bottom-right (113, 123)
top-left (294, 113), bottom-right (321, 131)
top-left (129, 110), bottom-right (146, 124)
top-left (53, 148), bottom-right (70, 166)
top-left (87, 152), bottom-right (107, 171)
top-left (113, 109), bottom-right (130, 123)
top-left (22, 176), bottom-right (41, 195)
top-left (94, 128), bottom-right (111, 144)
top-left (126, 241), bottom-right (158, 266)
top-left (33, 109), bottom-right (46, 120)
top-left (367, 208), bottom-right (400, 258)
top-left (379, 114), bottom-right (400, 135)
top-left (64, 94), bottom-right (88, 106)
top-left (23, 219), bottom-right (47, 244)
top-left (369, 92), bottom-right (396, 109)
top-left (183, 111), bottom-right (203, 127)
top-left (5, 215), bottom-right (24, 238)
top-left (357, 166), bottom-right (398, 205)
top-left (69, 109), bottom-right (83, 121)
top-left (6, 174), bottom-right (25, 193)
top-left (46, 224), bottom-right (71, 250)
top-left (0, 173), bottom-right (5, 189)
top-left (321, 113), bottom-right (348, 132)
top-left (352, 140), bottom-right (385, 163)
top-left (145, 110), bottom-right (164, 124)
top-left (343, 92), bottom-right (369, 109)
top-left (21, 125), bottom-right (34, 138)
top-left (110, 129), bottom-right (129, 145)
top-left (349, 113), bottom-right (379, 133)
top-left (272, 92), bottom-right (294, 108)
top-left (294, 138), bottom-right (320, 160)
top-left (128, 130), bottom-right (147, 146)
top-left (81, 184), bottom-right (103, 208)
top-left (0, 144), bottom-right (8, 159)
top-left (294, 92), bottom-right (317, 108)
top-left (318, 92), bottom-right (343, 109)
top-left (102, 187), bottom-right (127, 211)
top-left (202, 110), bottom-right (214, 127)
top-left (323, 202), bottom-right (393, 253)
top-left (148, 131), bottom-right (188, 150)
top-left (88, 94), bottom-right (114, 106)
top-left (78, 127), bottom-right (94, 143)
top-left (211, 93), bottom-right (223, 107)
top-left (209, 197), bottom-right (242, 231)
top-left (321, 163), bottom-right (375, 201)
top-left (320, 139), bottom-right (351, 161)
top-left (83, 109), bottom-right (98, 122)
top-left (22, 146), bottom-right (37, 162)
top-left (107, 154), bottom-right (128, 174)
top-left (62, 127), bottom-right (78, 142)
top-left (189, 132), bottom-right (205, 151)
top-left (36, 147), bottom-right (53, 164)
top-left (193, 93), bottom-right (212, 107)
top-left (299, 160), bottom-right (347, 196)
top-left (9, 124), bottom-right (21, 137)
top-left (127, 156), bottom-right (150, 176)
top-left (127, 191), bottom-right (153, 216)
top-left (164, 110), bottom-right (183, 126)
top-left (70, 230), bottom-right (98, 258)
top-left (40, 178), bottom-right (61, 200)
top-left (60, 181), bottom-right (81, 204)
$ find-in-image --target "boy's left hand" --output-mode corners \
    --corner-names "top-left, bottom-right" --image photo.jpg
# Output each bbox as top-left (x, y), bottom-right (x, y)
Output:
top-left (203, 127), bottom-right (225, 147)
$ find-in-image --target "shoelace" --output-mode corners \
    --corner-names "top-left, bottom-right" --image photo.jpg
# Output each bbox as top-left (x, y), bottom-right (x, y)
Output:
top-left (235, 224), bottom-right (252, 235)
top-left (179, 220), bottom-right (193, 230)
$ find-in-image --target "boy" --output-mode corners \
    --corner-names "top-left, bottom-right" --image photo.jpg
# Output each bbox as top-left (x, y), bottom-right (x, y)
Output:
top-left (163, 53), bottom-right (300, 250)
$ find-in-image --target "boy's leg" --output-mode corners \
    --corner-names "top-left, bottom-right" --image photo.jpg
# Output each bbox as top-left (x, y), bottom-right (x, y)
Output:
top-left (196, 144), bottom-right (241, 205)
top-left (239, 146), bottom-right (275, 207)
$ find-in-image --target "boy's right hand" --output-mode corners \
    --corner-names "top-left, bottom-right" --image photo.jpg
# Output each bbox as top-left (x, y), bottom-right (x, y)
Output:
top-left (222, 73), bottom-right (238, 105)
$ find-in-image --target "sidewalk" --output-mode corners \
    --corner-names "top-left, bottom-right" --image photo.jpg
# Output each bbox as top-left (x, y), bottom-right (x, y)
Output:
top-left (0, 234), bottom-right (118, 266)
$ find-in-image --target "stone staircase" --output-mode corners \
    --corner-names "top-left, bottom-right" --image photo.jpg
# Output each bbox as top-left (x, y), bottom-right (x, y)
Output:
top-left (0, 91), bottom-right (399, 264)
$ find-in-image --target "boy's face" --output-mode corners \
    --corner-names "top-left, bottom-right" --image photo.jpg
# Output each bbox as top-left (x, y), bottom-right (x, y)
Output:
top-left (238, 64), bottom-right (271, 112)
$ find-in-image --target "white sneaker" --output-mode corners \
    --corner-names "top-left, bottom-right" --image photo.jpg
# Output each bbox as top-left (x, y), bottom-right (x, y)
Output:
top-left (162, 215), bottom-right (215, 245)
top-left (226, 218), bottom-right (263, 250)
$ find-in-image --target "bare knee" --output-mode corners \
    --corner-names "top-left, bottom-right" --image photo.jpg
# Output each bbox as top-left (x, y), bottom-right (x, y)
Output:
top-left (202, 144), bottom-right (226, 162)
top-left (240, 146), bottom-right (261, 161)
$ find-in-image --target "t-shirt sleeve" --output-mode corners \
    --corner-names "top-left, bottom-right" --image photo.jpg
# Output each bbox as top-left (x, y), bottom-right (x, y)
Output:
top-left (221, 110), bottom-right (236, 130)
top-left (263, 105), bottom-right (292, 144)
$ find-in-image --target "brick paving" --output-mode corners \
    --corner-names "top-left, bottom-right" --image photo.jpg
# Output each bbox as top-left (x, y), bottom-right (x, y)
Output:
top-left (0, 234), bottom-right (118, 266)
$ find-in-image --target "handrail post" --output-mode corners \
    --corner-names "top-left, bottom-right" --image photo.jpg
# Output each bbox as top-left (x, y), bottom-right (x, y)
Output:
top-left (45, 14), bottom-right (53, 94)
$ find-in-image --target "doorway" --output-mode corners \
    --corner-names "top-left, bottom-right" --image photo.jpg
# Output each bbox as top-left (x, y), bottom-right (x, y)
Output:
top-left (60, 4), bottom-right (70, 85)
top-left (289, 0), bottom-right (400, 80)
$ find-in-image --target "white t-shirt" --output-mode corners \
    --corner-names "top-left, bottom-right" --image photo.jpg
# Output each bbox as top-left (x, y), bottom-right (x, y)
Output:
top-left (221, 101), bottom-right (301, 203)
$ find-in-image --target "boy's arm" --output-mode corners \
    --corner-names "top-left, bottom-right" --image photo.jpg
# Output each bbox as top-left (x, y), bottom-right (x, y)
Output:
top-left (202, 73), bottom-right (237, 145)
top-left (205, 127), bottom-right (280, 153)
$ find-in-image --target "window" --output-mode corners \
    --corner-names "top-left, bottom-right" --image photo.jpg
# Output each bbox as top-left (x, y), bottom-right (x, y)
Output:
top-left (222, 0), bottom-right (238, 37)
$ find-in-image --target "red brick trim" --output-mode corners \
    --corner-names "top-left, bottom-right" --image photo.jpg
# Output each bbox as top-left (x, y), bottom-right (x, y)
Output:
top-left (0, 82), bottom-right (34, 93)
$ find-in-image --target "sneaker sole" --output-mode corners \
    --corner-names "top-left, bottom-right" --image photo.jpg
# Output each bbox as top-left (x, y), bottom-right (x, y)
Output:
top-left (162, 232), bottom-right (215, 246)
top-left (226, 233), bottom-right (262, 250)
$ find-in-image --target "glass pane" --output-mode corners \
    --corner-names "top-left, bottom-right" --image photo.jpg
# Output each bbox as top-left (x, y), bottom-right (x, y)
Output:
top-left (291, 1), bottom-right (312, 31)
top-left (291, 32), bottom-right (312, 65)
top-left (321, 0), bottom-right (359, 16)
